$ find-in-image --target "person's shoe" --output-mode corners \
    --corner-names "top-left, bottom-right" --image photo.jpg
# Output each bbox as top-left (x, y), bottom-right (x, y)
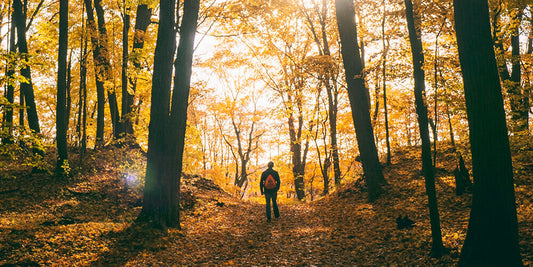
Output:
top-left (267, 218), bottom-right (271, 222)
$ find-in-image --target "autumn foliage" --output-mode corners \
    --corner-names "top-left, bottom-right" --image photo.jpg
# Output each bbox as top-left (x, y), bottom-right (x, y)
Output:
top-left (1, 142), bottom-right (532, 265)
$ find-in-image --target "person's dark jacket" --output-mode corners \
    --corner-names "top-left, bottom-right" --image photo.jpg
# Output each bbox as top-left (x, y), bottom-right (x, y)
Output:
top-left (260, 168), bottom-right (280, 194)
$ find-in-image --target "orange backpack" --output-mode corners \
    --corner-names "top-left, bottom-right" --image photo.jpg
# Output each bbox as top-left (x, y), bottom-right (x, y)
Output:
top-left (264, 174), bottom-right (277, 189)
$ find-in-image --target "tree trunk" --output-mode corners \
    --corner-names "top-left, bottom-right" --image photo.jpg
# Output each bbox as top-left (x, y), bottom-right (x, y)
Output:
top-left (139, 0), bottom-right (177, 229)
top-left (335, 0), bottom-right (385, 201)
top-left (120, 4), bottom-right (130, 139)
top-left (124, 4), bottom-right (152, 136)
top-left (288, 112), bottom-right (306, 200)
top-left (83, 0), bottom-right (105, 147)
top-left (13, 0), bottom-right (40, 136)
top-left (94, 0), bottom-right (120, 140)
top-left (56, 0), bottom-right (69, 175)
top-left (453, 0), bottom-right (523, 265)
top-left (139, 0), bottom-right (200, 230)
top-left (79, 17), bottom-right (89, 157)
top-left (382, 1), bottom-right (391, 166)
top-left (405, 0), bottom-right (445, 258)
top-left (3, 5), bottom-right (16, 144)
top-left (492, 6), bottom-right (528, 134)
top-left (508, 10), bottom-right (528, 133)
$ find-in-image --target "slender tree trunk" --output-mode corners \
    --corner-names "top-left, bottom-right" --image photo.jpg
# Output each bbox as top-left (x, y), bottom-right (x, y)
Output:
top-left (125, 4), bottom-right (152, 136)
top-left (493, 7), bottom-right (528, 134)
top-left (405, 0), bottom-right (445, 258)
top-left (446, 103), bottom-right (456, 148)
top-left (66, 51), bottom-right (72, 140)
top-left (79, 15), bottom-right (88, 157)
top-left (453, 0), bottom-right (523, 265)
top-left (94, 0), bottom-right (120, 139)
top-left (508, 10), bottom-right (528, 133)
top-left (120, 4), bottom-right (130, 139)
top-left (19, 89), bottom-right (24, 130)
top-left (335, 0), bottom-right (385, 201)
top-left (288, 111), bottom-right (307, 200)
top-left (382, 0), bottom-right (391, 166)
top-left (56, 0), bottom-right (69, 175)
top-left (83, 0), bottom-right (105, 147)
top-left (3, 4), bottom-right (16, 144)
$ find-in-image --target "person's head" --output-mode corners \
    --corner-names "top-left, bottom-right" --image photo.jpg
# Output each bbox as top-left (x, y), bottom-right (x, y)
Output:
top-left (267, 161), bottom-right (274, 169)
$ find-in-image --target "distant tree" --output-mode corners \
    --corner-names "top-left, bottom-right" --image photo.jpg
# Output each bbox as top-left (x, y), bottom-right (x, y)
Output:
top-left (216, 90), bottom-right (264, 195)
top-left (453, 0), bottom-right (523, 265)
top-left (76, 8), bottom-right (89, 157)
top-left (93, 0), bottom-right (120, 140)
top-left (83, 0), bottom-right (106, 147)
top-left (381, 0), bottom-right (392, 166)
top-left (404, 0), bottom-right (445, 258)
top-left (301, 0), bottom-right (342, 187)
top-left (123, 4), bottom-right (152, 138)
top-left (139, 0), bottom-right (200, 229)
top-left (335, 0), bottom-right (385, 201)
top-left (119, 3), bottom-right (153, 141)
top-left (120, 1), bottom-right (131, 139)
top-left (491, 2), bottom-right (529, 134)
top-left (56, 0), bottom-right (69, 175)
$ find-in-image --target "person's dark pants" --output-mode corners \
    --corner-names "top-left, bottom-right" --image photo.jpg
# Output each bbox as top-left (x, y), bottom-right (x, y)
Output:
top-left (265, 190), bottom-right (279, 220)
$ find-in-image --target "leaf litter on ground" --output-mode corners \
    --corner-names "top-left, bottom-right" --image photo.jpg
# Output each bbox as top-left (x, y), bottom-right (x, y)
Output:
top-left (0, 142), bottom-right (532, 266)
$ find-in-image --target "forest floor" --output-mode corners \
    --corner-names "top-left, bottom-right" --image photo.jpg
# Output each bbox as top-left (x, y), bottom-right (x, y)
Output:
top-left (0, 140), bottom-right (532, 266)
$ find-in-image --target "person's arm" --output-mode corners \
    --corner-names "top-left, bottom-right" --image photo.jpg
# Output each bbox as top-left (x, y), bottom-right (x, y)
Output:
top-left (260, 172), bottom-right (265, 194)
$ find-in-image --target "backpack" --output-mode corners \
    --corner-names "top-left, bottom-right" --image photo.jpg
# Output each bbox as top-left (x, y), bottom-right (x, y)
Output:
top-left (264, 174), bottom-right (277, 190)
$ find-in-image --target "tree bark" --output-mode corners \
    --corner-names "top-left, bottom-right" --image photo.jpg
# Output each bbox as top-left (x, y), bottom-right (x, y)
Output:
top-left (83, 0), bottom-right (105, 147)
top-left (453, 0), bottom-right (523, 265)
top-left (94, 0), bottom-right (120, 139)
top-left (120, 4), bottom-right (130, 139)
top-left (56, 0), bottom-right (69, 175)
top-left (3, 4), bottom-right (16, 144)
top-left (492, 6), bottom-right (528, 134)
top-left (405, 0), bottom-right (445, 258)
top-left (13, 0), bottom-right (40, 136)
top-left (139, 0), bottom-right (200, 229)
top-left (382, 0), bottom-right (391, 166)
top-left (124, 4), bottom-right (152, 137)
top-left (335, 0), bottom-right (385, 201)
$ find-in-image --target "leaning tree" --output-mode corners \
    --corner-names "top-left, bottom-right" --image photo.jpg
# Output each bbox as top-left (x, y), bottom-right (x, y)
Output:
top-left (453, 0), bottom-right (523, 265)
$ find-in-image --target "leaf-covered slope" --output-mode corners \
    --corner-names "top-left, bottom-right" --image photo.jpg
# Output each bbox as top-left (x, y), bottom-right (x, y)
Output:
top-left (0, 144), bottom-right (532, 266)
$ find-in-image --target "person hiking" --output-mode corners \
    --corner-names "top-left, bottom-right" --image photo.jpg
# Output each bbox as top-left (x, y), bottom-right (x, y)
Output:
top-left (260, 161), bottom-right (280, 222)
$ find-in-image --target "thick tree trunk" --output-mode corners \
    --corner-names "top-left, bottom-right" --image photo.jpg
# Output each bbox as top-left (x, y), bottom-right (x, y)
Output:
top-left (13, 0), bottom-right (40, 136)
top-left (453, 0), bottom-right (523, 265)
top-left (56, 0), bottom-right (69, 175)
top-left (139, 0), bottom-right (200, 229)
top-left (140, 0), bottom-right (177, 229)
top-left (405, 0), bottom-right (445, 258)
top-left (335, 0), bottom-right (385, 201)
